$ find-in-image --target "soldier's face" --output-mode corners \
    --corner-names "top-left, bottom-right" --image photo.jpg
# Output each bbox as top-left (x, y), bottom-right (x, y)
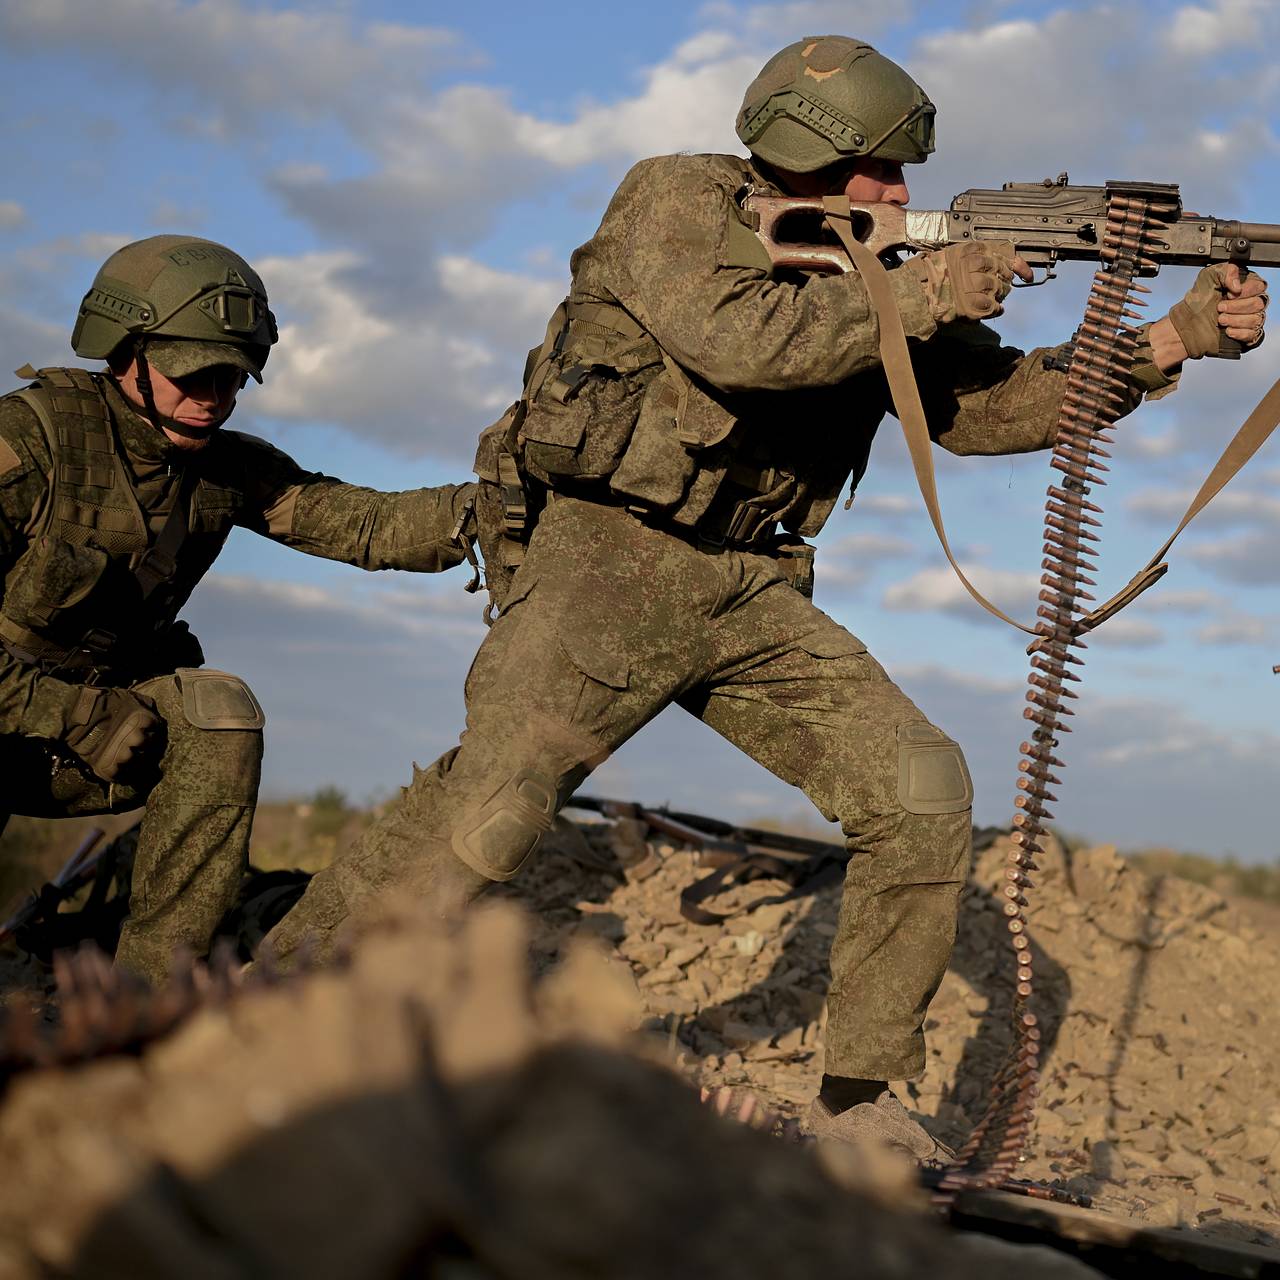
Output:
top-left (774, 155), bottom-right (910, 206)
top-left (116, 359), bottom-right (243, 450)
top-left (842, 157), bottom-right (909, 206)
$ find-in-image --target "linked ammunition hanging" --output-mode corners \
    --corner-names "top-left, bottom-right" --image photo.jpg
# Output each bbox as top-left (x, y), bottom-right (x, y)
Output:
top-left (933, 186), bottom-right (1181, 1206)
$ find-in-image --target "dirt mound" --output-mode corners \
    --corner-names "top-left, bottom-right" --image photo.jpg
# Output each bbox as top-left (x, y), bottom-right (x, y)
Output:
top-left (0, 900), bottom-right (1099, 1279)
top-left (497, 814), bottom-right (1280, 1246)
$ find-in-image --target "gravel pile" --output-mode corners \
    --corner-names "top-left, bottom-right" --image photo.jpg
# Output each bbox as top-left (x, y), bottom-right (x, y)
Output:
top-left (498, 813), bottom-right (1280, 1246)
top-left (0, 899), bottom-right (1098, 1279)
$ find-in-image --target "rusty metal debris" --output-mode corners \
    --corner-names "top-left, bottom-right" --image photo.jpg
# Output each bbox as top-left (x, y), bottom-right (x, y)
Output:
top-left (0, 940), bottom-right (288, 1089)
top-left (943, 1186), bottom-right (1280, 1279)
top-left (0, 827), bottom-right (108, 950)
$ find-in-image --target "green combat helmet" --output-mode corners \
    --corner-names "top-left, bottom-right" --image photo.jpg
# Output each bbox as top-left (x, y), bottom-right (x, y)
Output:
top-left (736, 36), bottom-right (935, 173)
top-left (71, 235), bottom-right (278, 383)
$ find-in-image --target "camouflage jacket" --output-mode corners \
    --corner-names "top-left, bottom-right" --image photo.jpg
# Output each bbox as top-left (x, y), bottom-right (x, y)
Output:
top-left (0, 369), bottom-right (474, 738)
top-left (510, 152), bottom-right (1175, 539)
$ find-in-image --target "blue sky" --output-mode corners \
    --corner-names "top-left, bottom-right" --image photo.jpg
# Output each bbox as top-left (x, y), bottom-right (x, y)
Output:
top-left (2, 0), bottom-right (1279, 859)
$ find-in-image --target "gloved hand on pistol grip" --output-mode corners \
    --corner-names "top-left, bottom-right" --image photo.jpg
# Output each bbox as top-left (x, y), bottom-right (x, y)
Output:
top-left (1168, 262), bottom-right (1268, 358)
top-left (62, 685), bottom-right (163, 782)
top-left (911, 239), bottom-right (1028, 323)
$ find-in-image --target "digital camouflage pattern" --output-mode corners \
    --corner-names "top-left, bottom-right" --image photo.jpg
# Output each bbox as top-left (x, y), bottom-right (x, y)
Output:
top-left (0, 371), bottom-right (475, 983)
top-left (266, 150), bottom-right (1175, 1081)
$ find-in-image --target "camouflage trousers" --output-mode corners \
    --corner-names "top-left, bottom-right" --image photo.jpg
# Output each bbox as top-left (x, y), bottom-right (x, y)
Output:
top-left (1, 670), bottom-right (262, 984)
top-left (268, 495), bottom-right (973, 1080)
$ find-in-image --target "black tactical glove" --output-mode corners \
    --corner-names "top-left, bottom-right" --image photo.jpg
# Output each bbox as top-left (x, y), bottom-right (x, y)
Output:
top-left (62, 686), bottom-right (163, 782)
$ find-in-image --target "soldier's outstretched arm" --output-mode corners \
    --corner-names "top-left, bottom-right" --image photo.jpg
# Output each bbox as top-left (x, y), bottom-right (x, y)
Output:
top-left (226, 431), bottom-right (477, 573)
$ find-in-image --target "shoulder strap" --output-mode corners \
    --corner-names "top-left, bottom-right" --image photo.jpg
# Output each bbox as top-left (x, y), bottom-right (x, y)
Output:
top-left (132, 466), bottom-right (197, 603)
top-left (822, 198), bottom-right (1035, 634)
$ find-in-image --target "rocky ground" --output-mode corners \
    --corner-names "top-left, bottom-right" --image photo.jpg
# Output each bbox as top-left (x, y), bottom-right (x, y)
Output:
top-left (495, 812), bottom-right (1280, 1247)
top-left (0, 899), bottom-right (1103, 1279)
top-left (0, 808), bottom-right (1275, 1274)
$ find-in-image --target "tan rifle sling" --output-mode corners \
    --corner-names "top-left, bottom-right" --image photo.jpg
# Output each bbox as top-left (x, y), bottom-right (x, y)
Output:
top-left (821, 197), bottom-right (1034, 633)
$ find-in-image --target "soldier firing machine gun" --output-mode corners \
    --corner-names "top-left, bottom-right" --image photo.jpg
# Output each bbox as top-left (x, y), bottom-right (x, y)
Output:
top-left (744, 175), bottom-right (1280, 1199)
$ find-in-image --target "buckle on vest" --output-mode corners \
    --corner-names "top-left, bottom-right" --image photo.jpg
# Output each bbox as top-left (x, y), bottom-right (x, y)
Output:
top-left (496, 453), bottom-right (531, 539)
top-left (79, 628), bottom-right (117, 655)
top-left (136, 547), bottom-right (177, 581)
top-left (721, 500), bottom-right (778, 546)
top-left (545, 363), bottom-right (594, 405)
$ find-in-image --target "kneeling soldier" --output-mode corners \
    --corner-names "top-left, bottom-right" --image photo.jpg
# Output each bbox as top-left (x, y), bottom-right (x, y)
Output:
top-left (0, 236), bottom-right (476, 983)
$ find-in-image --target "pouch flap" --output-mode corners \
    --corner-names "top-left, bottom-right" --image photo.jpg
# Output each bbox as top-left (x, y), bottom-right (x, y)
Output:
top-left (557, 627), bottom-right (630, 690)
top-left (796, 625), bottom-right (866, 659)
top-left (520, 398), bottom-right (590, 451)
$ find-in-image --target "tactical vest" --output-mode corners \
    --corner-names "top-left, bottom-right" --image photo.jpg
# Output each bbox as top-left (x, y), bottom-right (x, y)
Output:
top-left (0, 366), bottom-right (243, 677)
top-left (474, 154), bottom-right (878, 576)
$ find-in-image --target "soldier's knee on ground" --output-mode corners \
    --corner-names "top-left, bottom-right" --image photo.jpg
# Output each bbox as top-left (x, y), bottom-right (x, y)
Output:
top-left (135, 669), bottom-right (265, 803)
top-left (451, 766), bottom-right (558, 882)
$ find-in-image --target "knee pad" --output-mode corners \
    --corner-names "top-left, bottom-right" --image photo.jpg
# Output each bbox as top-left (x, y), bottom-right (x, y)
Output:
top-left (897, 721), bottom-right (972, 816)
top-left (174, 669), bottom-right (266, 731)
top-left (451, 767), bottom-right (557, 882)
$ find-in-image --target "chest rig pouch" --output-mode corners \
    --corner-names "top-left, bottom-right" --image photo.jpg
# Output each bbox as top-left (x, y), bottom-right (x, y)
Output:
top-left (518, 299), bottom-right (665, 486)
top-left (0, 367), bottom-right (239, 678)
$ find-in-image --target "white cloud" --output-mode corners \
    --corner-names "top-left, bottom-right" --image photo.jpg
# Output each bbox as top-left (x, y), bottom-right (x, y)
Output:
top-left (1196, 615), bottom-right (1272, 645)
top-left (0, 201), bottom-right (24, 231)
top-left (1128, 486), bottom-right (1280, 530)
top-left (699, 0), bottom-right (910, 41)
top-left (0, 0), bottom-right (461, 128)
top-left (1088, 617), bottom-right (1166, 649)
top-left (1187, 531), bottom-right (1280, 584)
top-left (823, 531), bottom-right (916, 559)
top-left (852, 493), bottom-right (914, 517)
top-left (514, 52), bottom-right (754, 167)
top-left (883, 564), bottom-right (1039, 621)
top-left (1132, 587), bottom-right (1218, 614)
top-left (1129, 432), bottom-right (1181, 460)
top-left (255, 250), bottom-right (561, 453)
top-left (911, 4), bottom-right (1278, 210)
top-left (1166, 0), bottom-right (1267, 55)
top-left (0, 308), bottom-right (64, 370)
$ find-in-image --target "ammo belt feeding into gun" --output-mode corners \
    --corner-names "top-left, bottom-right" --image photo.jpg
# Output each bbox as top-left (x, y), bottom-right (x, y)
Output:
top-left (932, 187), bottom-right (1183, 1202)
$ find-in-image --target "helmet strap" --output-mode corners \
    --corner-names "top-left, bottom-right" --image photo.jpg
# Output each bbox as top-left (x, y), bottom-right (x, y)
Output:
top-left (133, 340), bottom-right (161, 422)
top-left (122, 339), bottom-right (233, 441)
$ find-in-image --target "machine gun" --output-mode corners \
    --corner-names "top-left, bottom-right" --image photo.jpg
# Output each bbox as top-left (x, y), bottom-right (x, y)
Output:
top-left (748, 173), bottom-right (1280, 324)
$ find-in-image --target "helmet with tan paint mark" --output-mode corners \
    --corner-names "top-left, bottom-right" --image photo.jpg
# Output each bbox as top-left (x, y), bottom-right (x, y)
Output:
top-left (736, 36), bottom-right (935, 173)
